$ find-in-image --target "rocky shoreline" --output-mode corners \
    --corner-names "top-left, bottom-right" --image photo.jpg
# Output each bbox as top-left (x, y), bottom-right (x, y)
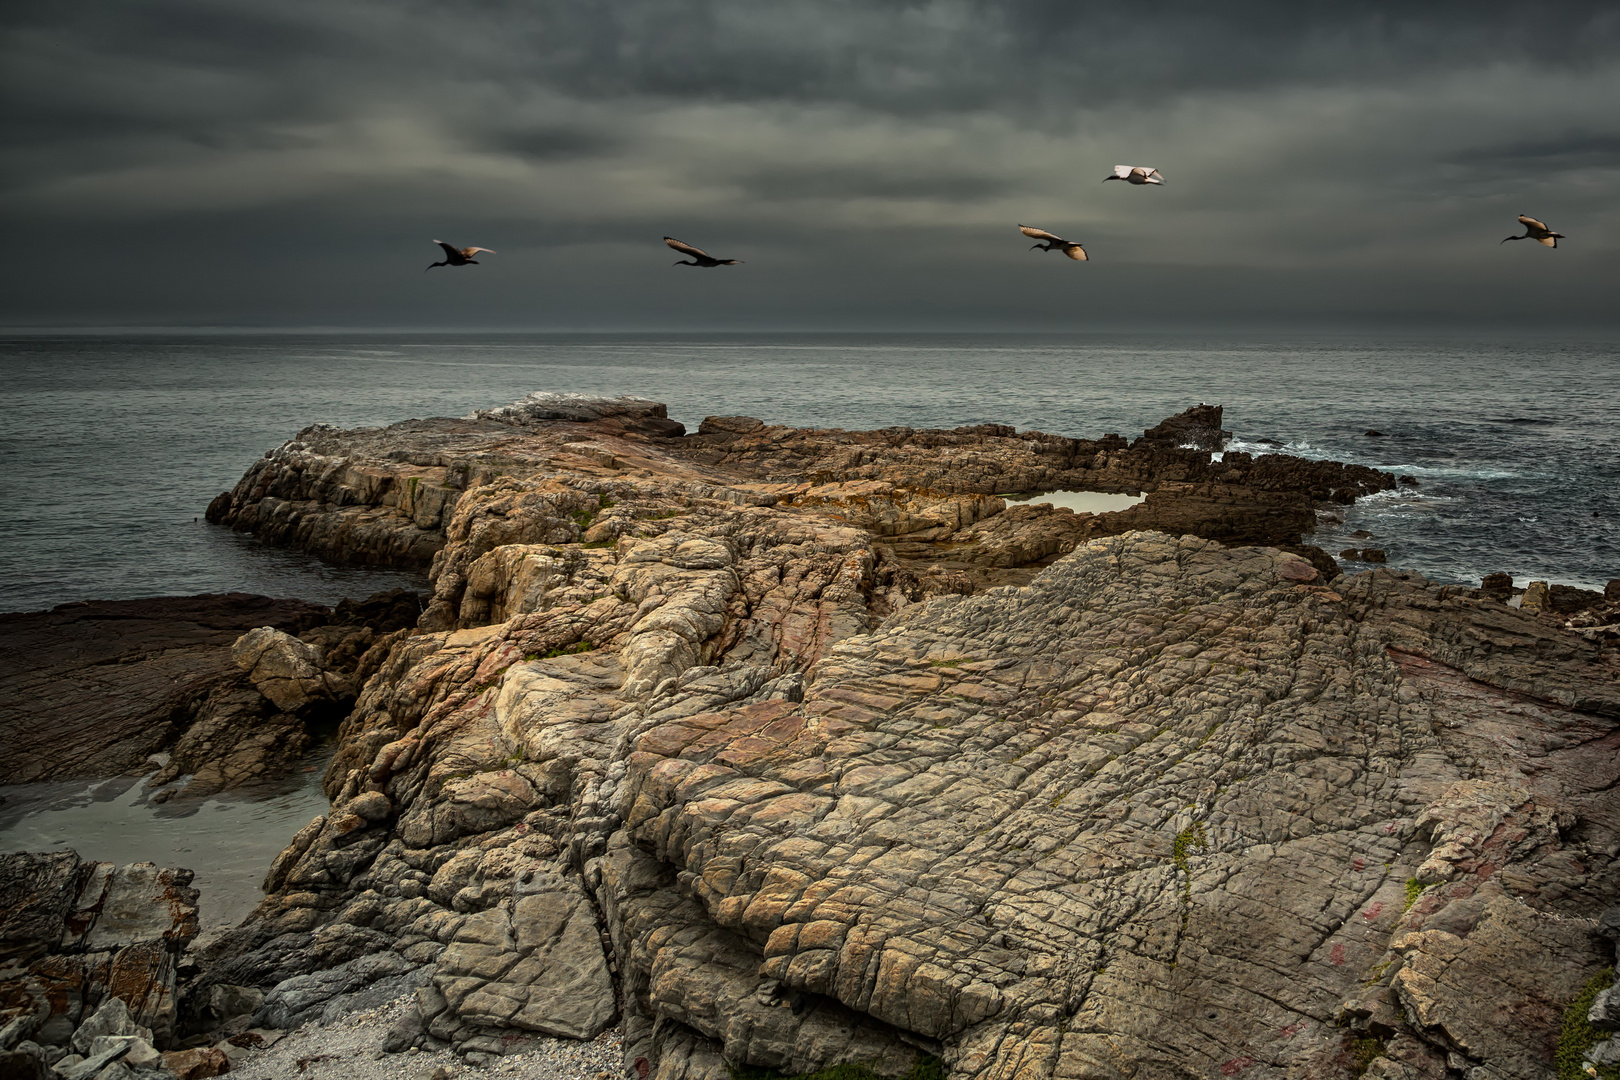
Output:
top-left (4, 396), bottom-right (1617, 1080)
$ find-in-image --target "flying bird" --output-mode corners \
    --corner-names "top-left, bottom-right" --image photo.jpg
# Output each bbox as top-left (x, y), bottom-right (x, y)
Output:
top-left (665, 237), bottom-right (741, 267)
top-left (1500, 215), bottom-right (1563, 248)
top-left (426, 241), bottom-right (495, 271)
top-left (1019, 225), bottom-right (1088, 261)
top-left (1103, 166), bottom-right (1165, 185)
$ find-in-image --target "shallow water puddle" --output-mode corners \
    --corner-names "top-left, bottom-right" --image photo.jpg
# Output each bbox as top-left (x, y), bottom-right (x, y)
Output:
top-left (0, 761), bottom-right (331, 930)
top-left (1002, 489), bottom-right (1146, 514)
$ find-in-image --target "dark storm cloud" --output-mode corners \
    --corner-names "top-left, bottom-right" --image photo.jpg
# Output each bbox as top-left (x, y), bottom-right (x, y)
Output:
top-left (2, 0), bottom-right (1618, 327)
top-left (1449, 134), bottom-right (1620, 169)
top-left (738, 165), bottom-right (1013, 203)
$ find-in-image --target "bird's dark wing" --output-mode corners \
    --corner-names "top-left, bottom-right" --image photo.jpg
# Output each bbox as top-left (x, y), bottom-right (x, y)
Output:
top-left (1019, 225), bottom-right (1065, 243)
top-left (665, 237), bottom-right (710, 259)
top-left (434, 241), bottom-right (459, 256)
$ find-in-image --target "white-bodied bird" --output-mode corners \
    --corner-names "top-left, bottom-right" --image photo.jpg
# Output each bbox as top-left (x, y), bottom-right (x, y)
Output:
top-left (1500, 215), bottom-right (1563, 248)
top-left (665, 236), bottom-right (741, 267)
top-left (1019, 225), bottom-right (1088, 261)
top-left (1103, 165), bottom-right (1165, 185)
top-left (426, 241), bottom-right (495, 271)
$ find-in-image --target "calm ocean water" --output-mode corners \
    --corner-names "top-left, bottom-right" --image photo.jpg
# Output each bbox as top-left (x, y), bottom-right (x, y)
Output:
top-left (2, 331), bottom-right (1615, 612)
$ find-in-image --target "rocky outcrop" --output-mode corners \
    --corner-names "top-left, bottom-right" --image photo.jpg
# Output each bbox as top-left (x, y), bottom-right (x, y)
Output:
top-left (0, 853), bottom-right (199, 1053)
top-left (186, 395), bottom-right (1614, 1080)
top-left (204, 398), bottom-right (1396, 595)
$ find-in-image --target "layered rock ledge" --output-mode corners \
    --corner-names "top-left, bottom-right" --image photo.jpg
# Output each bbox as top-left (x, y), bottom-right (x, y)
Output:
top-left (110, 397), bottom-right (1620, 1078)
top-left (0, 590), bottom-right (421, 796)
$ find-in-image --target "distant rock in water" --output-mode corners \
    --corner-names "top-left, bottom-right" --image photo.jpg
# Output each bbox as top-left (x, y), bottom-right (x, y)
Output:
top-left (1132, 402), bottom-right (1231, 450)
top-left (1364, 429), bottom-right (1387, 436)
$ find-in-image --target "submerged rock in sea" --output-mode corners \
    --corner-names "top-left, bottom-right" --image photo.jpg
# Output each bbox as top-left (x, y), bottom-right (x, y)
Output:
top-left (182, 396), bottom-right (1615, 1080)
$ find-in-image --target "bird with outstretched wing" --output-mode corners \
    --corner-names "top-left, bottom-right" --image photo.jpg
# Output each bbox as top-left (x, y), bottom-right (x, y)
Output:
top-left (1019, 225), bottom-right (1089, 261)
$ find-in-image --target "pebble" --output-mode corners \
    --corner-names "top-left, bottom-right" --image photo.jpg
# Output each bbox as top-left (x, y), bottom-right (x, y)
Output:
top-left (228, 989), bottom-right (623, 1080)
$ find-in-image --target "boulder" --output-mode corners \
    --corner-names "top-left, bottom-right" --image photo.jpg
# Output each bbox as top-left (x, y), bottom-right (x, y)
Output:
top-left (0, 853), bottom-right (81, 965)
top-left (160, 1047), bottom-right (230, 1079)
top-left (230, 627), bottom-right (348, 713)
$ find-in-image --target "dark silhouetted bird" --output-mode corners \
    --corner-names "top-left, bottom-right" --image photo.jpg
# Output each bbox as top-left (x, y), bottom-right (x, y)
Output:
top-left (665, 236), bottom-right (741, 267)
top-left (1103, 165), bottom-right (1165, 185)
top-left (426, 241), bottom-right (495, 271)
top-left (1019, 225), bottom-right (1088, 261)
top-left (1501, 215), bottom-right (1563, 248)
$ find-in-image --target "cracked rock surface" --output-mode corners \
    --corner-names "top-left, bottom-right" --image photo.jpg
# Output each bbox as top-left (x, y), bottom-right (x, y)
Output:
top-left (176, 397), bottom-right (1616, 1080)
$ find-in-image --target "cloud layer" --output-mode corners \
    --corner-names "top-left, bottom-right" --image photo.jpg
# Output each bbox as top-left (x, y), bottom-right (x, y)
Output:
top-left (4, 0), bottom-right (1618, 328)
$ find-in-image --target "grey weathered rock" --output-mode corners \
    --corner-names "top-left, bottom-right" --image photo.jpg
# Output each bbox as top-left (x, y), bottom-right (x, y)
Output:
top-left (255, 952), bottom-right (424, 1029)
top-left (69, 999), bottom-right (151, 1057)
top-left (1, 859), bottom-right (197, 1052)
top-left (53, 1037), bottom-right (129, 1079)
top-left (1592, 986), bottom-right (1620, 1031)
top-left (84, 1035), bottom-right (160, 1070)
top-left (0, 1013), bottom-right (39, 1050)
top-left (431, 877), bottom-right (614, 1040)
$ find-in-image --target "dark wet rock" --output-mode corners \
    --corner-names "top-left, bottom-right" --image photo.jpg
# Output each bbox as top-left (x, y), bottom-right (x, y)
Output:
top-left (1550, 583), bottom-right (1606, 614)
top-left (1133, 403), bottom-right (1231, 450)
top-left (0, 853), bottom-right (81, 966)
top-left (1365, 429), bottom-right (1386, 436)
top-left (1481, 572), bottom-right (1514, 595)
top-left (0, 594), bottom-right (326, 785)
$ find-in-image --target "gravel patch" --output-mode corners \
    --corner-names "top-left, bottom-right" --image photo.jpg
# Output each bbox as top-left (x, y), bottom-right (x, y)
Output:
top-left (228, 990), bottom-right (624, 1080)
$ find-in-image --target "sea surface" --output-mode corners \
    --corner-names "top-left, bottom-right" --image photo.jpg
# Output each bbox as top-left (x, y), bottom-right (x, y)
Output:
top-left (2, 330), bottom-right (1615, 612)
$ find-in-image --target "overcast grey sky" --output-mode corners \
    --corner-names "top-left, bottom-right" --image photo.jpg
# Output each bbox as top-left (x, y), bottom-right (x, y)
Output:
top-left (3, 1), bottom-right (1617, 330)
